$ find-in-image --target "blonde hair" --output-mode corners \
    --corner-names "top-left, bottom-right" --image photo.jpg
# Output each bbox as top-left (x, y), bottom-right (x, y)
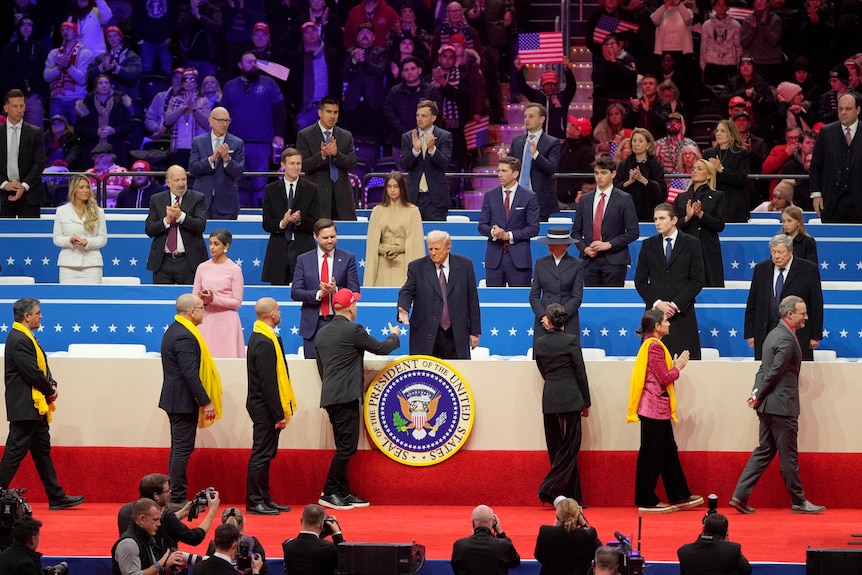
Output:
top-left (691, 158), bottom-right (717, 189)
top-left (221, 507), bottom-right (245, 533)
top-left (782, 205), bottom-right (808, 236)
top-left (67, 174), bottom-right (100, 234)
top-left (554, 498), bottom-right (582, 533)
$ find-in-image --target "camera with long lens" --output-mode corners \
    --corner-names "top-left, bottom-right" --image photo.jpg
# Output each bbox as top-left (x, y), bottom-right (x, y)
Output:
top-left (320, 514), bottom-right (337, 539)
top-left (0, 487), bottom-right (32, 529)
top-left (42, 562), bottom-right (69, 575)
top-left (610, 532), bottom-right (645, 575)
top-left (236, 535), bottom-right (255, 570)
top-left (185, 487), bottom-right (215, 522)
top-left (703, 493), bottom-right (718, 523)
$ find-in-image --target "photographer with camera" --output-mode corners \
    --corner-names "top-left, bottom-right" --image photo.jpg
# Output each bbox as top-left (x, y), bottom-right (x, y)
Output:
top-left (677, 513), bottom-right (752, 575)
top-left (112, 499), bottom-right (187, 575)
top-left (534, 498), bottom-right (600, 575)
top-left (592, 546), bottom-right (621, 575)
top-left (451, 505), bottom-right (521, 575)
top-left (0, 517), bottom-right (47, 574)
top-left (117, 474), bottom-right (221, 557)
top-left (196, 523), bottom-right (263, 575)
top-left (282, 503), bottom-right (345, 575)
top-left (206, 508), bottom-right (269, 575)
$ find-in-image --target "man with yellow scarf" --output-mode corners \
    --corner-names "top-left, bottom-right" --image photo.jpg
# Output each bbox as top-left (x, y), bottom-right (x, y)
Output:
top-left (0, 298), bottom-right (84, 510)
top-left (245, 297), bottom-right (296, 516)
top-left (159, 293), bottom-right (222, 508)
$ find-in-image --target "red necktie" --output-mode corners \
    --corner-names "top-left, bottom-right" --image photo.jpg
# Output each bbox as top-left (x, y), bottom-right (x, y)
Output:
top-left (166, 196), bottom-right (179, 253)
top-left (504, 189), bottom-right (511, 219)
top-left (846, 127), bottom-right (853, 146)
top-left (592, 192), bottom-right (606, 242)
top-left (320, 253), bottom-right (330, 316)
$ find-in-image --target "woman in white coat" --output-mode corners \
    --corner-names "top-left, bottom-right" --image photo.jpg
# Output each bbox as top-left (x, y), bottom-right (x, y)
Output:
top-left (53, 175), bottom-right (108, 283)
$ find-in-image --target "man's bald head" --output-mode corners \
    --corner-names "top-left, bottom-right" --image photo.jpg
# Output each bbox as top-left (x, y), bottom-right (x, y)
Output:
top-left (471, 505), bottom-right (494, 528)
top-left (209, 106), bottom-right (231, 137)
top-left (165, 165), bottom-right (188, 196)
top-left (254, 297), bottom-right (281, 327)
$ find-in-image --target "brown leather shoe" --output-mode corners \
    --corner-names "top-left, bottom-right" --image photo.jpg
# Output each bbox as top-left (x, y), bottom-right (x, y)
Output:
top-left (729, 497), bottom-right (756, 514)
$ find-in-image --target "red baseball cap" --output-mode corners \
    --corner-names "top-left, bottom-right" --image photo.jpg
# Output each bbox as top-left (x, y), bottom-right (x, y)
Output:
top-left (540, 71), bottom-right (558, 85)
top-left (332, 289), bottom-right (361, 311)
top-left (131, 160), bottom-right (151, 171)
top-left (60, 21), bottom-right (78, 34)
top-left (729, 96), bottom-right (748, 108)
top-left (253, 22), bottom-right (270, 35)
top-left (105, 25), bottom-right (123, 38)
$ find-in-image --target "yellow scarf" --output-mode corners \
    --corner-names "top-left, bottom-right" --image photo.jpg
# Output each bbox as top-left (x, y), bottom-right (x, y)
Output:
top-left (12, 322), bottom-right (56, 423)
top-left (627, 337), bottom-right (677, 423)
top-left (174, 314), bottom-right (223, 428)
top-left (252, 320), bottom-right (297, 422)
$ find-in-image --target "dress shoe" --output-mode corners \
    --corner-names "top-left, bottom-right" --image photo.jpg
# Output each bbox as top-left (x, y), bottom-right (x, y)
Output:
top-left (792, 500), bottom-right (826, 514)
top-left (638, 502), bottom-right (673, 514)
top-left (318, 493), bottom-right (353, 510)
top-left (247, 503), bottom-right (279, 515)
top-left (729, 497), bottom-right (756, 514)
top-left (265, 501), bottom-right (291, 512)
top-left (343, 493), bottom-right (369, 507)
top-left (48, 495), bottom-right (84, 510)
top-left (671, 495), bottom-right (704, 511)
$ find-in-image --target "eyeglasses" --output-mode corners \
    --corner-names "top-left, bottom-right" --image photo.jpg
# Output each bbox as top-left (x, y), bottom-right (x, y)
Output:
top-left (211, 118), bottom-right (231, 124)
top-left (159, 488), bottom-right (172, 494)
top-left (183, 77), bottom-right (197, 83)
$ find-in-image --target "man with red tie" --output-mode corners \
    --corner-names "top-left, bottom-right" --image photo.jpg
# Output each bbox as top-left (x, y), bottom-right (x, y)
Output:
top-left (478, 156), bottom-right (540, 287)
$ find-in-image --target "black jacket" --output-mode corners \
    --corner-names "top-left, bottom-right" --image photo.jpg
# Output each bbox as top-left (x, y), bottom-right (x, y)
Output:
top-left (678, 535), bottom-right (752, 575)
top-left (0, 541), bottom-right (42, 575)
top-left (451, 527), bottom-right (520, 575)
top-left (4, 329), bottom-right (55, 422)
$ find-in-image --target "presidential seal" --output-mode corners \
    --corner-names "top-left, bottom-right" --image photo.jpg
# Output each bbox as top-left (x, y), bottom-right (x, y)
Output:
top-left (365, 355), bottom-right (474, 466)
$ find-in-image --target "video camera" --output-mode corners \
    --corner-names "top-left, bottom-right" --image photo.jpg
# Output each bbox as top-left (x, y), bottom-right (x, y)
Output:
top-left (42, 562), bottom-right (69, 575)
top-left (236, 535), bottom-right (255, 570)
top-left (0, 487), bottom-right (32, 529)
top-left (609, 531), bottom-right (645, 575)
top-left (186, 487), bottom-right (216, 522)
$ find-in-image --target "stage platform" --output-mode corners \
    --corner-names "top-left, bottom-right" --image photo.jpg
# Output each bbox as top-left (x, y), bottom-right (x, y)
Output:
top-left (28, 502), bottom-right (859, 574)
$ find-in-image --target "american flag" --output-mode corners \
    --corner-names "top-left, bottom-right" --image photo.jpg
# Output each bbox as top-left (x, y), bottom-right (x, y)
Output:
top-left (464, 116), bottom-right (490, 150)
top-left (592, 15), bottom-right (640, 45)
top-left (726, 7), bottom-right (754, 20)
top-left (667, 175), bottom-right (690, 203)
top-left (517, 31), bottom-right (564, 65)
top-left (257, 59), bottom-right (290, 81)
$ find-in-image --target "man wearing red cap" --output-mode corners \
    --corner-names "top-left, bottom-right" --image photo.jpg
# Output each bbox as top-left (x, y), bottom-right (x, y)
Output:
top-left (117, 160), bottom-right (164, 209)
top-left (315, 288), bottom-right (401, 510)
top-left (512, 56), bottom-right (578, 140)
top-left (86, 25), bottom-right (143, 103)
top-left (556, 117), bottom-right (596, 207)
top-left (343, 0), bottom-right (399, 50)
top-left (44, 21), bottom-right (94, 123)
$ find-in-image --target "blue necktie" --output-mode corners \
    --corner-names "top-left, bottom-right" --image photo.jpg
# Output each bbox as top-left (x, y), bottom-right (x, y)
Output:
top-left (665, 237), bottom-right (672, 262)
top-left (774, 268), bottom-right (785, 308)
top-left (519, 134), bottom-right (535, 188)
top-left (324, 130), bottom-right (338, 182)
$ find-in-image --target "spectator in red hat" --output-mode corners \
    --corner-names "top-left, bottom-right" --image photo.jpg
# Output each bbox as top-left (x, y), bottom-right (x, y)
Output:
top-left (512, 56), bottom-right (578, 139)
top-left (301, 0), bottom-right (346, 54)
top-left (68, 0), bottom-right (113, 56)
top-left (87, 25), bottom-right (143, 104)
top-left (44, 21), bottom-right (95, 123)
top-left (248, 22), bottom-right (287, 65)
top-left (117, 160), bottom-right (164, 208)
top-left (557, 117), bottom-right (596, 208)
top-left (343, 0), bottom-right (399, 50)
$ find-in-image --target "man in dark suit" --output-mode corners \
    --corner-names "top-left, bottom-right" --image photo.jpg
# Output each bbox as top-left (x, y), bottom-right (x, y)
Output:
top-left (809, 92), bottom-right (862, 223)
top-left (315, 289), bottom-right (400, 509)
top-left (529, 228), bottom-right (584, 347)
top-left (291, 219), bottom-right (360, 359)
top-left (478, 156), bottom-right (540, 287)
top-left (400, 99), bottom-right (453, 221)
top-left (504, 103), bottom-right (562, 220)
top-left (296, 97), bottom-right (358, 221)
top-left (262, 148), bottom-right (320, 285)
top-left (188, 106), bottom-right (245, 220)
top-left (744, 234), bottom-right (823, 362)
top-left (0, 517), bottom-right (45, 574)
top-left (246, 298), bottom-right (293, 516)
top-left (145, 165), bottom-right (209, 285)
top-left (398, 230), bottom-right (482, 359)
top-left (194, 524), bottom-right (263, 575)
top-left (283, 503), bottom-right (345, 575)
top-left (570, 155), bottom-right (639, 286)
top-left (678, 513), bottom-right (752, 575)
top-left (634, 203), bottom-right (705, 360)
top-left (730, 296), bottom-right (826, 515)
top-left (1, 89), bottom-right (46, 218)
top-left (0, 298), bottom-right (83, 510)
top-left (159, 294), bottom-right (217, 507)
top-left (451, 505), bottom-right (520, 575)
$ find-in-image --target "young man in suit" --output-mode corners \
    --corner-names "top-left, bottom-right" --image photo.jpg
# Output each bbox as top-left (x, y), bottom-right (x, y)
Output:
top-left (283, 503), bottom-right (345, 574)
top-left (529, 229), bottom-right (584, 346)
top-left (504, 103), bottom-right (562, 221)
top-left (194, 524), bottom-right (263, 575)
top-left (296, 97), bottom-right (358, 221)
top-left (570, 155), bottom-right (639, 286)
top-left (290, 219), bottom-right (360, 359)
top-left (1, 90), bottom-right (46, 218)
top-left (634, 202), bottom-right (705, 359)
top-left (478, 156), bottom-right (540, 286)
top-left (678, 513), bottom-right (752, 575)
top-left (398, 230), bottom-right (481, 359)
top-left (145, 165), bottom-right (209, 285)
top-left (188, 106), bottom-right (245, 220)
top-left (730, 296), bottom-right (825, 515)
top-left (451, 505), bottom-right (520, 575)
top-left (400, 99), bottom-right (453, 221)
top-left (262, 148), bottom-right (320, 285)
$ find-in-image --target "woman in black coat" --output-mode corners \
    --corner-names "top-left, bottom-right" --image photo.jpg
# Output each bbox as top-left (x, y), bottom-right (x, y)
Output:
top-left (673, 158), bottom-right (726, 287)
top-left (781, 205), bottom-right (818, 264)
top-left (74, 74), bottom-right (135, 166)
top-left (533, 304), bottom-right (591, 505)
top-left (702, 120), bottom-right (750, 222)
top-left (614, 127), bottom-right (667, 221)
top-left (534, 498), bottom-right (600, 575)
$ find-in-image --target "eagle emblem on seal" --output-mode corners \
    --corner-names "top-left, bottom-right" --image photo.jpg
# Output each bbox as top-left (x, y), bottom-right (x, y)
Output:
top-left (394, 384), bottom-right (448, 440)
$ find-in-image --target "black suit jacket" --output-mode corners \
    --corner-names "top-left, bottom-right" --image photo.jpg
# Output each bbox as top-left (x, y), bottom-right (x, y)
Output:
top-left (0, 541), bottom-right (43, 575)
top-left (451, 527), bottom-right (520, 575)
top-left (295, 123), bottom-right (357, 220)
top-left (246, 332), bottom-right (288, 423)
top-left (158, 321), bottom-right (211, 414)
top-left (400, 126), bottom-right (453, 210)
top-left (674, 184), bottom-right (726, 287)
top-left (282, 532), bottom-right (344, 575)
top-left (634, 231), bottom-right (705, 359)
top-left (509, 133), bottom-right (562, 219)
top-left (533, 330), bottom-right (590, 414)
top-left (145, 190), bottom-right (208, 274)
top-left (534, 524), bottom-right (600, 575)
top-left (261, 177), bottom-right (320, 283)
top-left (678, 536), bottom-right (752, 575)
top-left (809, 119), bottom-right (862, 221)
top-left (4, 329), bottom-right (55, 422)
top-left (193, 555), bottom-right (238, 575)
top-left (614, 154), bottom-right (667, 222)
top-left (285, 46), bottom-right (343, 114)
top-left (571, 188), bottom-right (639, 266)
top-left (0, 121), bottom-right (46, 206)
top-left (529, 252), bottom-right (583, 339)
top-left (744, 257), bottom-right (823, 361)
top-left (398, 254), bottom-right (481, 359)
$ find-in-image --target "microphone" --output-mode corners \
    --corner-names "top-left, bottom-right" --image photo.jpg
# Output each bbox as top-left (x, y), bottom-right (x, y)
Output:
top-left (614, 532), bottom-right (632, 548)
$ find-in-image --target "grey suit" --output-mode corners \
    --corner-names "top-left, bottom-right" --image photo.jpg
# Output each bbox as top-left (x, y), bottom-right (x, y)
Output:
top-left (731, 320), bottom-right (807, 506)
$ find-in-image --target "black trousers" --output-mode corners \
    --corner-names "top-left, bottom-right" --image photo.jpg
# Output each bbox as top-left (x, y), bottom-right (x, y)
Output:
top-left (0, 419), bottom-right (64, 500)
top-left (635, 416), bottom-right (692, 507)
top-left (582, 258), bottom-right (627, 287)
top-left (0, 199), bottom-right (41, 218)
top-left (539, 411), bottom-right (583, 504)
top-left (432, 326), bottom-right (458, 360)
top-left (247, 420), bottom-right (281, 505)
top-left (732, 412), bottom-right (805, 505)
top-left (153, 254), bottom-right (195, 285)
top-left (167, 412), bottom-right (198, 502)
top-left (323, 400), bottom-right (360, 497)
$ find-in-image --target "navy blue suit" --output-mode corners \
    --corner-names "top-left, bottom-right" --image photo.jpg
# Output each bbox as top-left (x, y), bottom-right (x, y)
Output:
top-left (188, 131), bottom-right (245, 220)
top-left (509, 132), bottom-right (562, 220)
top-left (290, 248), bottom-right (360, 359)
top-left (478, 185), bottom-right (540, 286)
top-left (399, 126), bottom-right (453, 221)
top-left (570, 188), bottom-right (639, 286)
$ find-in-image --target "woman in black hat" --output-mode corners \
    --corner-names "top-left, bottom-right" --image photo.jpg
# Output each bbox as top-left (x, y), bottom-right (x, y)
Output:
top-left (529, 228), bottom-right (584, 346)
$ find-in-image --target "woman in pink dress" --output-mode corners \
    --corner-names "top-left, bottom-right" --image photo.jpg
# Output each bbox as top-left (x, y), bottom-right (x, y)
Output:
top-left (193, 228), bottom-right (245, 358)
